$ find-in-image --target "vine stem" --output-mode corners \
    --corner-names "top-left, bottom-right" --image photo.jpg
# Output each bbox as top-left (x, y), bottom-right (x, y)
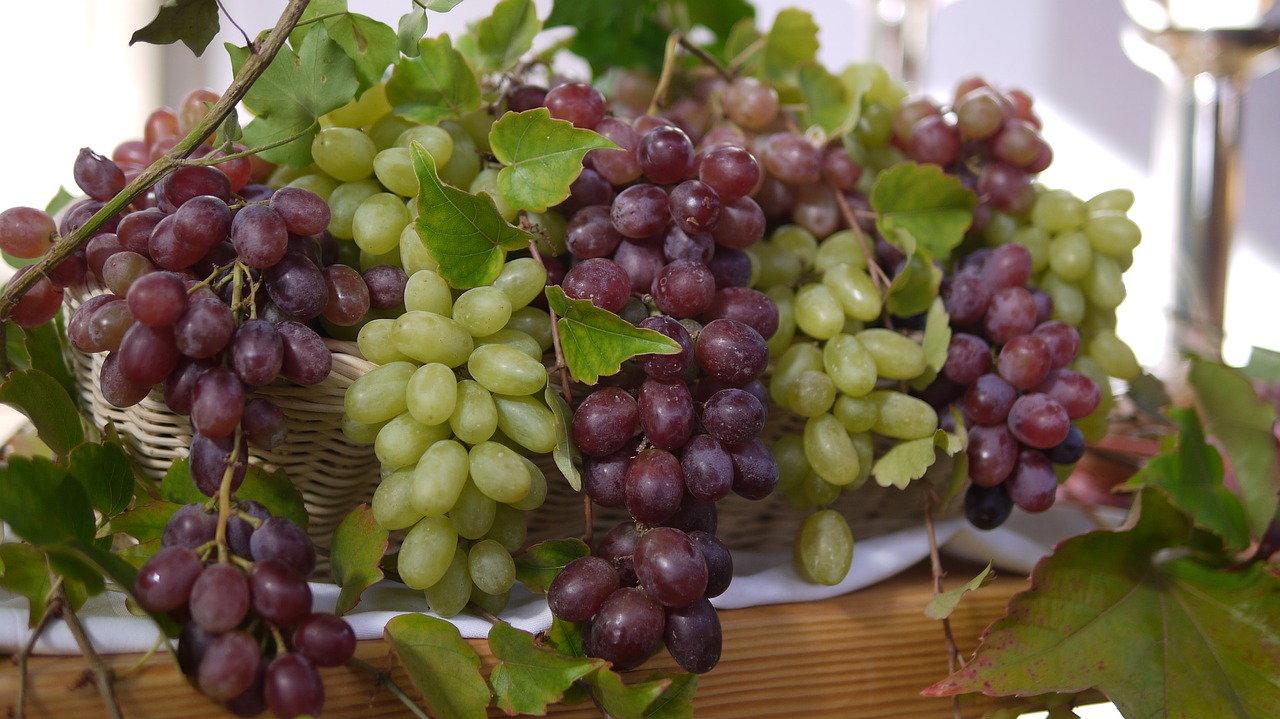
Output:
top-left (647, 32), bottom-right (682, 115)
top-left (675, 32), bottom-right (733, 81)
top-left (348, 657), bottom-right (432, 719)
top-left (58, 583), bottom-right (124, 719)
top-left (14, 581), bottom-right (64, 719)
top-left (832, 184), bottom-right (894, 295)
top-left (0, 0), bottom-right (315, 371)
top-left (923, 490), bottom-right (963, 719)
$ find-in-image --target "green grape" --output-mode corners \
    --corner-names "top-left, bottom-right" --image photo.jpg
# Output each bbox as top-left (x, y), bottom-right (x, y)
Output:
top-left (493, 394), bottom-right (557, 454)
top-left (474, 329), bottom-right (543, 361)
top-left (787, 370), bottom-right (837, 417)
top-left (771, 225), bottom-right (818, 272)
top-left (769, 342), bottom-right (824, 408)
top-left (1080, 254), bottom-right (1126, 310)
top-left (510, 456), bottom-right (548, 511)
top-left (1030, 188), bottom-right (1086, 233)
top-left (526, 210), bottom-right (567, 257)
top-left (771, 434), bottom-right (811, 494)
top-left (1085, 188), bottom-right (1135, 213)
top-left (345, 361), bottom-right (415, 424)
top-left (398, 516), bottom-right (459, 590)
top-left (867, 390), bottom-right (938, 440)
top-left (424, 546), bottom-right (471, 618)
top-left (822, 332), bottom-right (878, 397)
top-left (393, 311), bottom-right (475, 367)
top-left (372, 467), bottom-right (421, 530)
top-left (749, 242), bottom-right (803, 289)
top-left (1088, 329), bottom-right (1141, 380)
top-left (373, 147), bottom-right (419, 197)
top-left (341, 413), bottom-right (385, 444)
top-left (833, 394), bottom-right (878, 433)
top-left (822, 263), bottom-right (882, 321)
top-left (375, 411), bottom-right (451, 469)
top-left (451, 379), bottom-right (499, 445)
top-left (803, 413), bottom-right (861, 486)
top-left (405, 363), bottom-right (458, 426)
top-left (267, 163), bottom-right (315, 188)
top-left (794, 509), bottom-right (854, 586)
top-left (353, 192), bottom-right (410, 255)
top-left (411, 439), bottom-right (470, 517)
top-left (850, 431), bottom-right (873, 488)
top-left (369, 113), bottom-right (418, 151)
top-left (438, 120), bottom-right (481, 188)
top-left (469, 441), bottom-right (532, 504)
top-left (450, 479), bottom-right (496, 539)
top-left (459, 108), bottom-right (495, 153)
top-left (453, 286), bottom-right (513, 338)
top-left (794, 283), bottom-right (845, 340)
top-left (764, 285), bottom-right (797, 358)
top-left (311, 126), bottom-right (377, 182)
top-left (404, 270), bottom-right (453, 315)
top-left (400, 224), bottom-right (439, 274)
top-left (468, 539), bottom-right (516, 595)
top-left (287, 173), bottom-right (341, 201)
top-left (322, 84), bottom-right (391, 128)
top-left (982, 210), bottom-right (1018, 246)
top-left (814, 230), bottom-right (867, 274)
top-left (395, 124), bottom-right (455, 166)
top-left (799, 470), bottom-right (841, 507)
top-left (1012, 225), bottom-right (1050, 273)
top-left (853, 98), bottom-right (893, 146)
top-left (856, 328), bottom-right (926, 381)
top-left (469, 584), bottom-right (510, 615)
top-left (327, 179), bottom-right (381, 240)
top-left (1038, 271), bottom-right (1086, 327)
top-left (468, 344), bottom-right (548, 396)
top-left (505, 306), bottom-right (554, 352)
top-left (484, 504), bottom-right (527, 553)
top-left (1047, 230), bottom-right (1093, 282)
top-left (1084, 210), bottom-right (1141, 257)
top-left (493, 257), bottom-right (548, 309)
top-left (1074, 402), bottom-right (1112, 442)
top-left (469, 168), bottom-right (518, 223)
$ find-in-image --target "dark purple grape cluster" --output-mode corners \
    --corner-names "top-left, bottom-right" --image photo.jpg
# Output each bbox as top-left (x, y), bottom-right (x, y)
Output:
top-left (136, 499), bottom-right (355, 717)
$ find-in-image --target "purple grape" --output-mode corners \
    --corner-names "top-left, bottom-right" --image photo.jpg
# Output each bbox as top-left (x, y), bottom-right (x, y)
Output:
top-left (624, 449), bottom-right (685, 524)
top-left (687, 530), bottom-right (731, 598)
top-left (250, 517), bottom-right (316, 577)
top-left (586, 587), bottom-right (665, 670)
top-left (231, 319), bottom-right (284, 387)
top-left (701, 388), bottom-right (765, 445)
top-left (695, 318), bottom-right (768, 385)
top-left (572, 387), bottom-right (640, 457)
top-left (249, 559), bottom-right (313, 627)
top-left (727, 438), bottom-right (778, 500)
top-left (198, 630), bottom-right (261, 702)
top-left (634, 527), bottom-right (707, 608)
top-left (680, 434), bottom-right (734, 503)
top-left (292, 613), bottom-right (357, 667)
top-left (189, 562), bottom-right (251, 633)
top-left (636, 315), bottom-right (693, 380)
top-left (276, 321), bottom-right (333, 386)
top-left (134, 545), bottom-right (202, 613)
top-left (190, 431), bottom-right (249, 497)
top-left (265, 654), bottom-right (324, 719)
top-left (664, 597), bottom-right (722, 673)
top-left (162, 503), bottom-right (217, 549)
top-left (548, 555), bottom-right (620, 623)
top-left (637, 377), bottom-right (695, 450)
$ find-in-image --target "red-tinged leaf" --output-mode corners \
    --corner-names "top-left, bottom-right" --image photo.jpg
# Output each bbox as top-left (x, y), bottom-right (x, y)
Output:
top-left (924, 491), bottom-right (1280, 719)
top-left (385, 614), bottom-right (490, 719)
top-left (330, 504), bottom-right (388, 615)
top-left (488, 621), bottom-right (604, 715)
top-left (514, 538), bottom-right (589, 594)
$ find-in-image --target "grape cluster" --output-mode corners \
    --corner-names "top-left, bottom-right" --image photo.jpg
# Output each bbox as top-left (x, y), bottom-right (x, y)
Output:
top-left (136, 499), bottom-right (355, 717)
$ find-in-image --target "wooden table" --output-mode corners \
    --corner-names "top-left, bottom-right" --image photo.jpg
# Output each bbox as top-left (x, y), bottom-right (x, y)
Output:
top-left (4, 562), bottom-right (1041, 718)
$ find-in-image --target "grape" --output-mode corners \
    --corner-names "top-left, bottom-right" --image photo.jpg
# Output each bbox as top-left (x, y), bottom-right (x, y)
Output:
top-left (229, 319), bottom-right (283, 387)
top-left (277, 321), bottom-right (333, 386)
top-left (701, 388), bottom-right (765, 445)
top-left (979, 161), bottom-right (1034, 214)
top-left (293, 613), bottom-right (356, 668)
top-left (172, 195), bottom-right (232, 255)
top-left (177, 622), bottom-right (217, 677)
top-left (48, 254), bottom-right (89, 290)
top-left (134, 545), bottom-right (202, 613)
top-left (265, 654), bottom-right (324, 719)
top-left (1007, 392), bottom-right (1070, 449)
top-left (687, 530), bottom-right (732, 598)
top-left (241, 398), bottom-right (287, 450)
top-left (564, 205), bottom-right (623, 259)
top-left (86, 232), bottom-right (125, 278)
top-left (118, 321), bottom-right (181, 387)
top-left (189, 562), bottom-right (250, 633)
top-left (668, 180), bottom-right (721, 234)
top-left (590, 117), bottom-right (642, 185)
top-left (224, 663), bottom-right (268, 718)
top-left (0, 206), bottom-right (56, 258)
top-left (651, 259), bottom-right (715, 318)
top-left (198, 631), bottom-right (261, 702)
top-left (662, 224), bottom-right (714, 264)
top-left (996, 334), bottom-right (1052, 389)
top-left (232, 204), bottom-right (290, 269)
top-left (1045, 424), bottom-right (1087, 465)
top-left (363, 264), bottom-right (408, 310)
top-left (763, 133), bottom-right (822, 185)
top-left (467, 344), bottom-right (546, 396)
top-left (191, 367), bottom-right (245, 438)
top-left (634, 527), bottom-right (707, 608)
top-left (159, 165), bottom-right (232, 208)
top-left (727, 437), bottom-right (779, 500)
top-left (624, 448), bottom-right (685, 524)
top-left (710, 196), bottom-right (765, 250)
top-left (638, 125), bottom-right (695, 185)
top-left (964, 482), bottom-right (1014, 530)
top-left (548, 555), bottom-right (620, 622)
top-left (190, 431), bottom-right (249, 497)
top-left (162, 503), bottom-right (217, 549)
top-left (584, 445), bottom-right (633, 507)
top-left (610, 183), bottom-right (669, 239)
top-left (701, 287), bottom-right (778, 340)
top-left (907, 114), bottom-right (960, 166)
top-left (101, 250), bottom-right (155, 297)
top-left (545, 82), bottom-right (606, 129)
top-left (1007, 448), bottom-right (1058, 512)
top-left (633, 316), bottom-right (692, 380)
top-left (983, 286), bottom-right (1038, 345)
top-left (586, 587), bottom-right (665, 670)
top-left (993, 118), bottom-right (1043, 167)
top-left (698, 145), bottom-right (760, 203)
top-left (469, 539), bottom-right (517, 595)
top-left (61, 199), bottom-right (114, 237)
top-left (320, 264), bottom-right (371, 326)
top-left (250, 517), bottom-right (316, 577)
top-left (695, 318), bottom-right (768, 385)
top-left (638, 377), bottom-right (695, 451)
top-left (150, 213), bottom-right (210, 271)
top-left (572, 387), bottom-right (640, 457)
top-left (661, 492), bottom-right (717, 535)
top-left (707, 247), bottom-right (752, 288)
top-left (99, 351), bottom-right (152, 408)
top-left (269, 186), bottom-right (330, 236)
top-left (967, 423), bottom-right (1018, 487)
top-left (174, 298), bottom-right (235, 359)
top-left (723, 77), bottom-right (779, 130)
top-left (227, 500), bottom-right (271, 560)
top-left (1035, 369), bottom-right (1101, 420)
top-left (249, 559), bottom-right (313, 627)
top-left (265, 252), bottom-right (328, 320)
top-left (10, 271), bottom-right (63, 328)
top-left (562, 257), bottom-right (631, 313)
top-left (943, 333), bottom-right (993, 384)
top-left (680, 434), bottom-right (734, 503)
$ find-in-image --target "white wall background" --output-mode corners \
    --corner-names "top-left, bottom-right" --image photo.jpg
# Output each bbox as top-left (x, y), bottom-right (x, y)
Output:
top-left (3, 0), bottom-right (1280, 369)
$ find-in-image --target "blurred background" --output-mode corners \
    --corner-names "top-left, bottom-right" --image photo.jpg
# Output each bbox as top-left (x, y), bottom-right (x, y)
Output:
top-left (3, 0), bottom-right (1279, 369)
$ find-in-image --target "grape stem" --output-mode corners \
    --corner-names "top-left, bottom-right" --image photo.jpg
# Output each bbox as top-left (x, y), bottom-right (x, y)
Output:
top-left (58, 582), bottom-right (125, 719)
top-left (214, 425), bottom-right (246, 564)
top-left (675, 32), bottom-right (734, 81)
top-left (923, 490), bottom-right (963, 719)
top-left (831, 186), bottom-right (894, 297)
top-left (348, 657), bottom-right (432, 719)
top-left (646, 32), bottom-right (682, 115)
top-left (524, 238), bottom-right (574, 408)
top-left (0, 0), bottom-right (315, 372)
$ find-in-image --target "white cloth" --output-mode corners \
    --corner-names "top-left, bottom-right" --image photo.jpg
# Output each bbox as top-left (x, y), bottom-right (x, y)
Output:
top-left (0, 501), bottom-right (1121, 655)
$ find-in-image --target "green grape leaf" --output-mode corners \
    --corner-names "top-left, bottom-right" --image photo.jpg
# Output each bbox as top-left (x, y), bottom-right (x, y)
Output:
top-left (489, 621), bottom-right (604, 715)
top-left (643, 671), bottom-right (698, 719)
top-left (473, 0), bottom-right (542, 72)
top-left (1120, 407), bottom-right (1250, 551)
top-left (0, 368), bottom-right (84, 458)
top-left (217, 110), bottom-right (244, 146)
top-left (545, 616), bottom-right (587, 657)
top-left (871, 162), bottom-right (977, 261)
top-left (544, 286), bottom-right (682, 385)
top-left (871, 435), bottom-right (937, 489)
top-left (385, 614), bottom-right (491, 719)
top-left (238, 464), bottom-right (309, 531)
top-left (412, 143), bottom-right (532, 288)
top-left (15, 318), bottom-right (77, 400)
top-left (52, 539), bottom-right (140, 600)
top-left (924, 490), bottom-right (1280, 719)
top-left (939, 438), bottom-right (970, 511)
top-left (109, 500), bottom-right (182, 544)
top-left (329, 504), bottom-right (388, 616)
top-left (386, 34), bottom-right (482, 125)
top-left (68, 441), bottom-right (136, 518)
top-left (514, 537), bottom-right (590, 594)
top-left (545, 0), bottom-right (669, 75)
top-left (44, 186), bottom-right (75, 216)
top-left (228, 23), bottom-right (359, 167)
top-left (295, 0), bottom-right (399, 93)
top-left (0, 456), bottom-right (94, 547)
top-left (425, 0), bottom-right (467, 10)
top-left (883, 246), bottom-right (942, 321)
top-left (129, 0), bottom-right (220, 56)
top-left (1243, 346), bottom-right (1280, 383)
top-left (922, 296), bottom-right (951, 374)
top-left (723, 17), bottom-right (763, 72)
top-left (686, 0), bottom-right (755, 49)
top-left (398, 7), bottom-right (429, 57)
top-left (589, 668), bottom-right (672, 719)
top-left (1188, 358), bottom-right (1280, 540)
top-left (763, 8), bottom-right (819, 81)
top-left (925, 562), bottom-right (995, 620)
top-left (117, 538), bottom-right (163, 568)
top-left (544, 384), bottom-right (583, 491)
top-left (0, 543), bottom-right (53, 626)
top-left (1127, 369), bottom-right (1173, 422)
top-left (159, 458), bottom-right (205, 505)
top-left (797, 62), bottom-right (852, 135)
top-left (490, 109), bottom-right (617, 213)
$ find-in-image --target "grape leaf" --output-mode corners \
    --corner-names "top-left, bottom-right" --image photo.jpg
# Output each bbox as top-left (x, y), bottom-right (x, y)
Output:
top-left (237, 465), bottom-right (309, 531)
top-left (15, 319), bottom-right (77, 400)
top-left (514, 537), bottom-right (589, 594)
top-left (544, 286), bottom-right (682, 385)
top-left (228, 24), bottom-right (359, 167)
top-left (424, 0), bottom-right (467, 10)
top-left (925, 562), bottom-right (994, 620)
top-left (129, 0), bottom-right (219, 56)
top-left (294, 0), bottom-right (399, 93)
top-left (398, 7), bottom-right (429, 57)
top-left (0, 456), bottom-right (95, 547)
top-left (545, 616), bottom-right (587, 657)
top-left (489, 621), bottom-right (603, 715)
top-left (0, 542), bottom-right (53, 626)
top-left (1188, 358), bottom-right (1280, 540)
top-left (871, 162), bottom-right (977, 261)
top-left (386, 34), bottom-right (481, 125)
top-left (110, 500), bottom-right (182, 544)
top-left (329, 504), bottom-right (388, 615)
top-left (884, 237), bottom-right (942, 318)
top-left (490, 109), bottom-right (617, 213)
top-left (412, 143), bottom-right (532, 288)
top-left (1120, 407), bottom-right (1250, 551)
top-left (643, 671), bottom-right (698, 719)
top-left (545, 384), bottom-right (583, 491)
top-left (1243, 346), bottom-right (1280, 383)
top-left (797, 62), bottom-right (852, 135)
top-left (0, 369), bottom-right (84, 458)
top-left (924, 490), bottom-right (1280, 719)
top-left (385, 614), bottom-right (491, 719)
top-left (685, 0), bottom-right (754, 49)
top-left (159, 458), bottom-right (205, 505)
top-left (763, 8), bottom-right (819, 81)
top-left (117, 538), bottom-right (163, 568)
top-left (723, 17), bottom-right (763, 72)
top-left (545, 0), bottom-right (668, 75)
top-left (51, 539), bottom-right (140, 601)
top-left (472, 0), bottom-right (542, 72)
top-left (44, 186), bottom-right (75, 217)
top-left (922, 296), bottom-right (951, 374)
top-left (68, 441), bottom-right (136, 518)
top-left (589, 668), bottom-right (672, 719)
top-left (871, 435), bottom-right (937, 489)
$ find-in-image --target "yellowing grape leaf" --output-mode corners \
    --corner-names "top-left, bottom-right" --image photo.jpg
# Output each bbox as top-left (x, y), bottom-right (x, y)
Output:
top-left (228, 24), bottom-right (359, 167)
top-left (412, 143), bottom-right (532, 289)
top-left (490, 109), bottom-right (617, 213)
top-left (1120, 407), bottom-right (1250, 551)
top-left (544, 286), bottom-right (681, 385)
top-left (925, 562), bottom-right (994, 620)
top-left (68, 441), bottom-right (135, 518)
top-left (545, 384), bottom-right (583, 491)
top-left (871, 435), bottom-right (937, 489)
top-left (488, 621), bottom-right (604, 715)
top-left (0, 368), bottom-right (84, 458)
top-left (293, 0), bottom-right (399, 93)
top-left (471, 0), bottom-right (542, 72)
top-left (385, 614), bottom-right (491, 719)
top-left (329, 504), bottom-right (388, 615)
top-left (129, 0), bottom-right (219, 56)
top-left (925, 491), bottom-right (1280, 719)
top-left (871, 162), bottom-right (977, 261)
top-left (513, 537), bottom-right (589, 594)
top-left (1188, 358), bottom-right (1280, 540)
top-left (763, 8), bottom-right (819, 81)
top-left (386, 34), bottom-right (482, 125)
